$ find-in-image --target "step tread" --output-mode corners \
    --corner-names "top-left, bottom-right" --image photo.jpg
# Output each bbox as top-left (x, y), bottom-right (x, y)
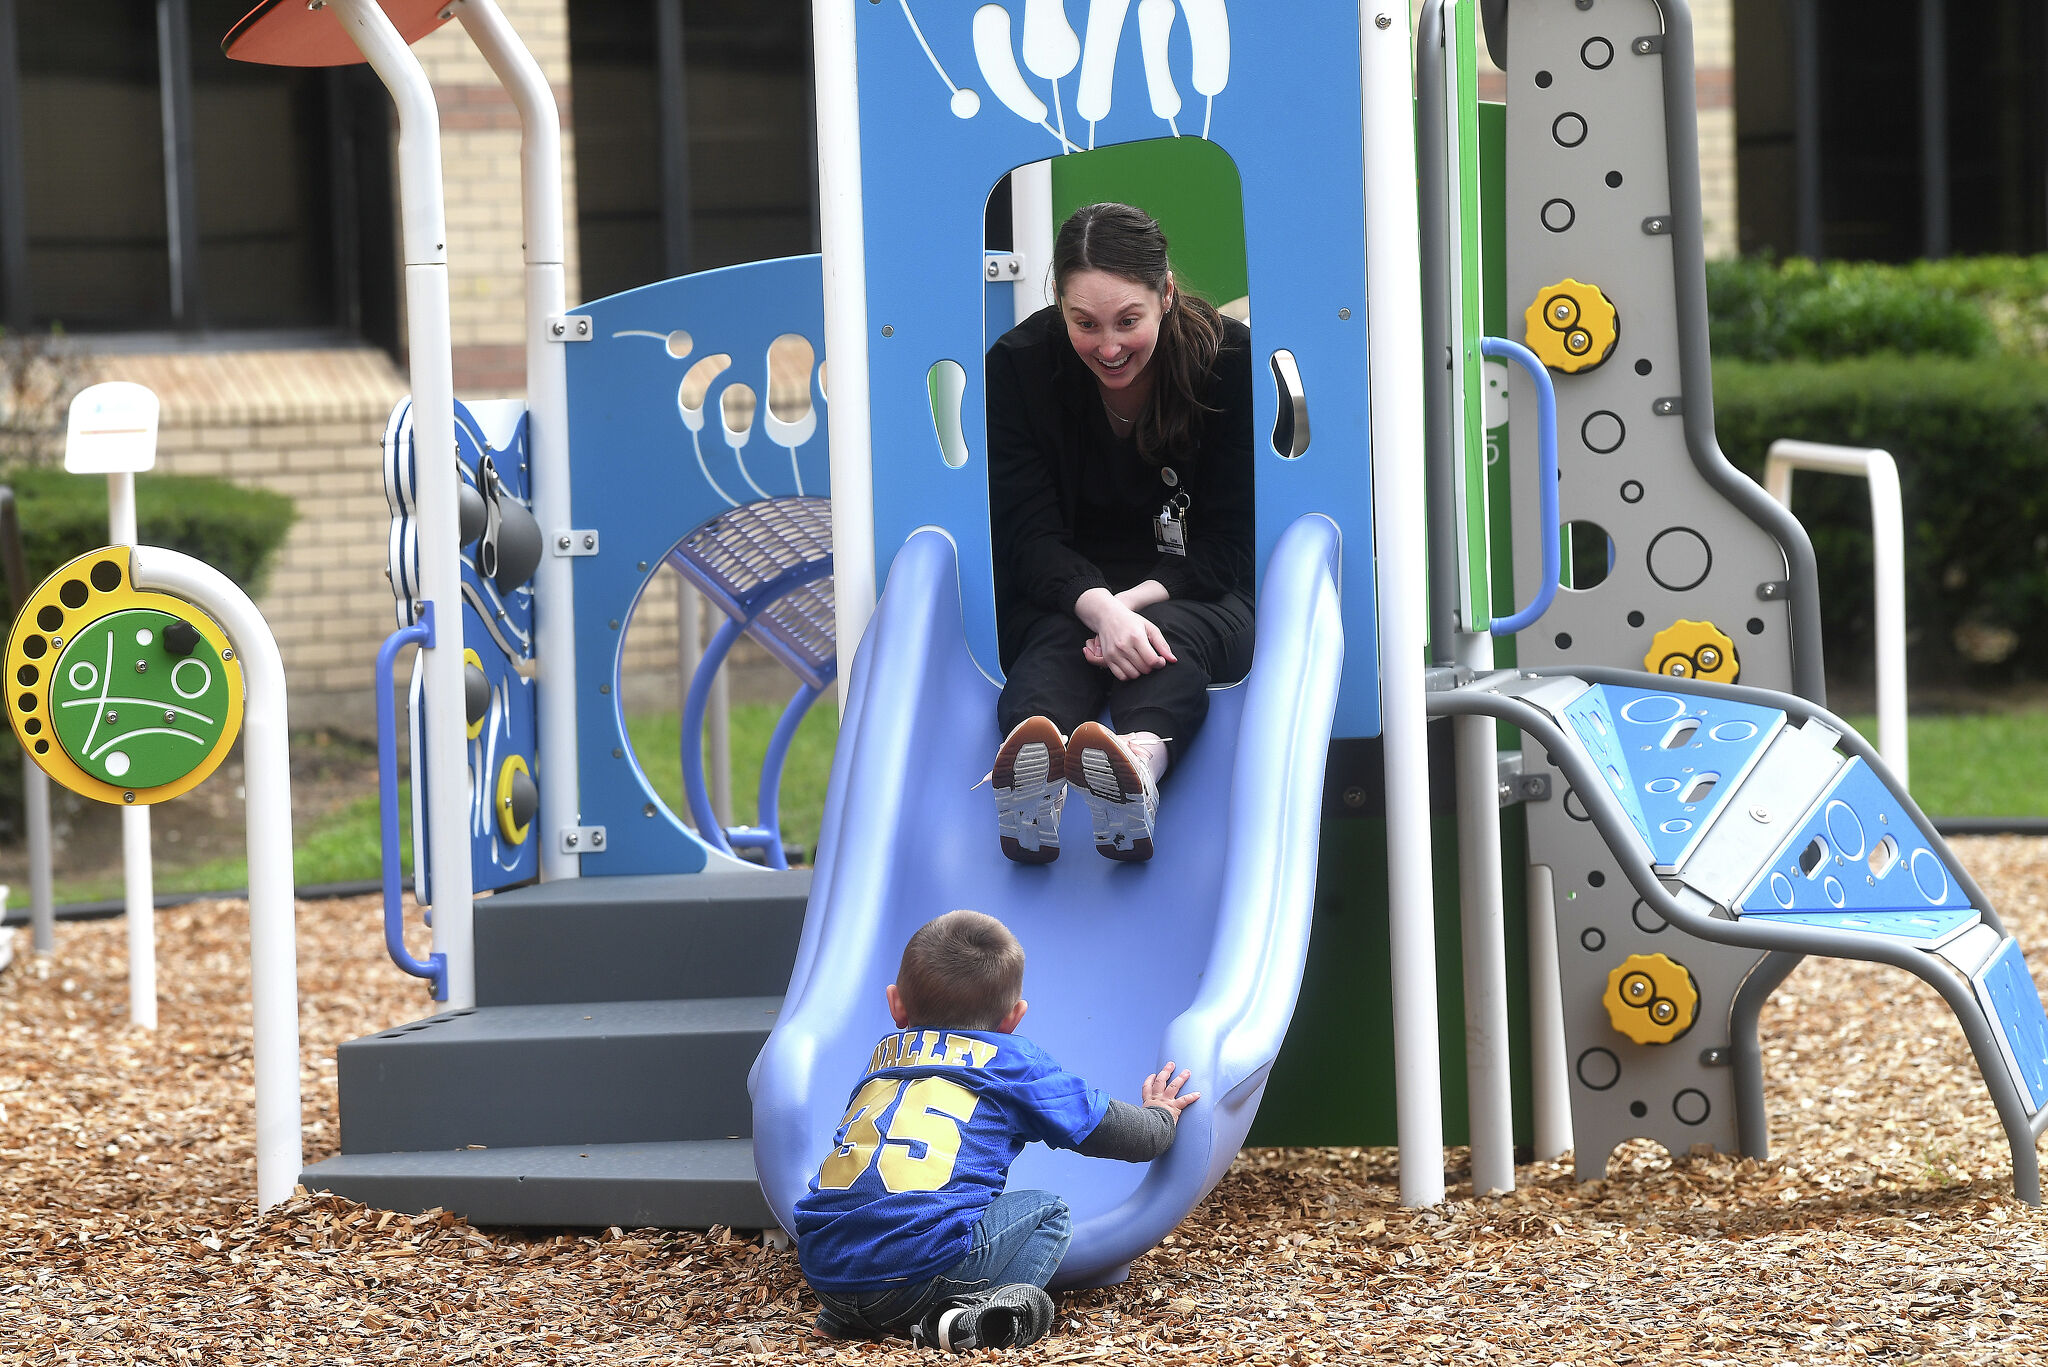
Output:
top-left (308, 1138), bottom-right (762, 1181)
top-left (483, 869), bottom-right (811, 914)
top-left (351, 997), bottom-right (784, 1049)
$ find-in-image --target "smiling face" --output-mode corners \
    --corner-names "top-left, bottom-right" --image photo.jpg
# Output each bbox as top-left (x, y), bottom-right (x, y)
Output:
top-left (1060, 268), bottom-right (1172, 399)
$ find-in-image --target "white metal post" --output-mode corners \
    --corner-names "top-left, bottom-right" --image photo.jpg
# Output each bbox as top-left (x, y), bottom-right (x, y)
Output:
top-left (330, 0), bottom-right (474, 1006)
top-left (453, 0), bottom-right (582, 880)
top-left (813, 0), bottom-right (876, 705)
top-left (109, 471), bottom-right (157, 1028)
top-left (1525, 862), bottom-right (1572, 1158)
top-left (130, 545), bottom-right (299, 1210)
top-left (1453, 635), bottom-right (1512, 1194)
top-left (1361, 4), bottom-right (1444, 1207)
top-left (1765, 440), bottom-right (1908, 786)
top-left (1010, 159), bottom-right (1056, 325)
top-left (24, 763), bottom-right (53, 956)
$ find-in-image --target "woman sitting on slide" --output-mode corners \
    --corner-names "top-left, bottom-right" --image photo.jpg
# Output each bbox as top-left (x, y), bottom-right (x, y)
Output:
top-left (985, 202), bottom-right (1254, 864)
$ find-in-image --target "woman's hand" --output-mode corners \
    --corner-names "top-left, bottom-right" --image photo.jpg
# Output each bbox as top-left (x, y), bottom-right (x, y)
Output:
top-left (1075, 587), bottom-right (1176, 680)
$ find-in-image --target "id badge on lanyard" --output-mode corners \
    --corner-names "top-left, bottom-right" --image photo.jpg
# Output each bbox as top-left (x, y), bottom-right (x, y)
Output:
top-left (1153, 489), bottom-right (1190, 556)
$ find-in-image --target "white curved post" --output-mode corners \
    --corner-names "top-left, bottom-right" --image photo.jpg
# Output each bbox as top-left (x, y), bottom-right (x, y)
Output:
top-left (328, 0), bottom-right (474, 1004)
top-left (1765, 440), bottom-right (1909, 786)
top-left (128, 545), bottom-right (300, 1211)
top-left (454, 0), bottom-right (582, 879)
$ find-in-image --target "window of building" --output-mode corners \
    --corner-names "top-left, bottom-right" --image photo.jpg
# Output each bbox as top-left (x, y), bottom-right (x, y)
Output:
top-left (0, 0), bottom-right (396, 343)
top-left (569, 0), bottom-right (818, 305)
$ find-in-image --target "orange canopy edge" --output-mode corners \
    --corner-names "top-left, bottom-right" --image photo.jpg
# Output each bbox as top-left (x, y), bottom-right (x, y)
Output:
top-left (223, 0), bottom-right (455, 68)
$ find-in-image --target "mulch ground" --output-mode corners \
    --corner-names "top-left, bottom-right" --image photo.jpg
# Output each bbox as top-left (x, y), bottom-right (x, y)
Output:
top-left (6, 839), bottom-right (2048, 1364)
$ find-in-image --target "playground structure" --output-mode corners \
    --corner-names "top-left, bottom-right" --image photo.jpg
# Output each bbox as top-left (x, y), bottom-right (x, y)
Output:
top-left (4, 0), bottom-right (2038, 1273)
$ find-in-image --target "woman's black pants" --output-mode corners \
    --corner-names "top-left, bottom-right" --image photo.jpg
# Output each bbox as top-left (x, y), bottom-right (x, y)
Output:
top-left (995, 591), bottom-right (1255, 768)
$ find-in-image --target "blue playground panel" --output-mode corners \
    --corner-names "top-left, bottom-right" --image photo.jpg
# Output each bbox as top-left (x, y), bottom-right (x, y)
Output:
top-left (1593, 685), bottom-right (1786, 869)
top-left (562, 255), bottom-right (828, 875)
top-left (1560, 687), bottom-right (1654, 853)
top-left (1974, 937), bottom-right (2048, 1113)
top-left (851, 0), bottom-right (1382, 737)
top-left (1743, 907), bottom-right (1980, 943)
top-left (1739, 757), bottom-right (1973, 918)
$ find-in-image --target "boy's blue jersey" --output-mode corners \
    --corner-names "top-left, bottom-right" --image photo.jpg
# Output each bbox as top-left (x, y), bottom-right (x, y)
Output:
top-left (793, 1028), bottom-right (1109, 1291)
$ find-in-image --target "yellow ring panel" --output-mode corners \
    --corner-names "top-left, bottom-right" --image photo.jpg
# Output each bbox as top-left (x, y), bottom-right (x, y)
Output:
top-left (496, 753), bottom-right (533, 845)
top-left (3, 548), bottom-right (244, 806)
top-left (463, 648), bottom-right (487, 739)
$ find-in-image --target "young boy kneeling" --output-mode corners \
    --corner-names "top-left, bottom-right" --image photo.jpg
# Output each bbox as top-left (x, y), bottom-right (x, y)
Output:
top-left (793, 910), bottom-right (1197, 1352)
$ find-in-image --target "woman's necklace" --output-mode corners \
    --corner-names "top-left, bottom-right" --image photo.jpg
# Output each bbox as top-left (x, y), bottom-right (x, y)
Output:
top-left (1102, 396), bottom-right (1137, 429)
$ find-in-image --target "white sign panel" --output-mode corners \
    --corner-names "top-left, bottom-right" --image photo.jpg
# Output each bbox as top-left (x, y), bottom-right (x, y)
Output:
top-left (65, 381), bottom-right (160, 474)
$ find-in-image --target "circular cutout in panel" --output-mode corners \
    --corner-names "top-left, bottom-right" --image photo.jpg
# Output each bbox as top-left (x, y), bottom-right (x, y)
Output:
top-left (1619, 693), bottom-right (1688, 726)
top-left (1710, 720), bottom-right (1760, 743)
top-left (1770, 871), bottom-right (1796, 908)
top-left (1824, 799), bottom-right (1866, 860)
top-left (1747, 617), bottom-right (1766, 635)
top-left (1577, 1048), bottom-right (1621, 1091)
top-left (1673, 1089), bottom-right (1711, 1125)
top-left (1627, 610), bottom-right (1645, 628)
top-left (1581, 927), bottom-right (1606, 952)
top-left (1659, 818), bottom-right (1693, 835)
top-left (36, 604), bottom-right (62, 632)
top-left (1823, 876), bottom-right (1847, 908)
top-left (1582, 410), bottom-right (1626, 454)
top-left (1563, 521), bottom-right (1613, 590)
top-left (1635, 358), bottom-right (1653, 375)
top-left (1911, 847), bottom-right (1950, 903)
top-left (1620, 480), bottom-right (1645, 504)
top-left (1582, 36), bottom-right (1615, 68)
top-left (58, 579), bottom-right (88, 610)
top-left (1632, 899), bottom-right (1668, 933)
top-left (1646, 776), bottom-right (1683, 795)
top-left (1646, 527), bottom-right (1712, 592)
top-left (1605, 170), bottom-right (1624, 188)
top-left (1553, 112), bottom-right (1588, 148)
top-left (1541, 198), bottom-right (1576, 233)
top-left (1563, 786), bottom-right (1592, 822)
top-left (1535, 69), bottom-right (1554, 88)
top-left (664, 329), bottom-right (694, 359)
top-left (1629, 1100), bottom-right (1648, 1118)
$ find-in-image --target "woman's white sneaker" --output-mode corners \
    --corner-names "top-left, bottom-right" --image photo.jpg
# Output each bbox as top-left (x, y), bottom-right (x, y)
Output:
top-left (992, 715), bottom-right (1068, 863)
top-left (1066, 721), bottom-right (1159, 862)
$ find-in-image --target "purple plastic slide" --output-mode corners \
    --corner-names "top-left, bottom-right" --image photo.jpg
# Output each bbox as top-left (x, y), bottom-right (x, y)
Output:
top-left (751, 515), bottom-right (1346, 1288)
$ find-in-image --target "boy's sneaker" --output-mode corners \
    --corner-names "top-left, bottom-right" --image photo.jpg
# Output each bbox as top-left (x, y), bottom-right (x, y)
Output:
top-left (1066, 722), bottom-right (1159, 862)
top-left (910, 1284), bottom-right (1055, 1352)
top-left (993, 715), bottom-right (1068, 864)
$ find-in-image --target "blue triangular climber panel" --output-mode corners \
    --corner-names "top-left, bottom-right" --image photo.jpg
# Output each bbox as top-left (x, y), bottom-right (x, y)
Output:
top-left (1739, 757), bottom-right (1972, 916)
top-left (1560, 687), bottom-right (1653, 852)
top-left (1744, 907), bottom-right (1980, 943)
top-left (1974, 937), bottom-right (2048, 1112)
top-left (1593, 685), bottom-right (1785, 869)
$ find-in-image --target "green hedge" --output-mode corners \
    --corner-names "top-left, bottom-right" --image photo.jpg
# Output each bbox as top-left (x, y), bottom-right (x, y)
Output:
top-left (1706, 257), bottom-right (1999, 363)
top-left (1713, 355), bottom-right (2048, 680)
top-left (2, 466), bottom-right (296, 598)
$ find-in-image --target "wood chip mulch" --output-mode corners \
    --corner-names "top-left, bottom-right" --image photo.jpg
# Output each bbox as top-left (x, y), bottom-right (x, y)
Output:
top-left (6, 837), bottom-right (2048, 1363)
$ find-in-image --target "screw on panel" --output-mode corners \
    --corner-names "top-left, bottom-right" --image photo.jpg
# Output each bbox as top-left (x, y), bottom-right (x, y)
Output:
top-left (1652, 397), bottom-right (1682, 416)
top-left (1750, 807), bottom-right (1772, 823)
top-left (1338, 307), bottom-right (1351, 320)
top-left (1633, 35), bottom-right (1663, 54)
top-left (1375, 14), bottom-right (1392, 29)
top-left (124, 792), bottom-right (135, 803)
top-left (1343, 786), bottom-right (1367, 809)
top-left (1755, 581), bottom-right (1791, 601)
top-left (1642, 217), bottom-right (1672, 235)
top-left (222, 649), bottom-right (233, 660)
top-left (881, 325), bottom-right (894, 337)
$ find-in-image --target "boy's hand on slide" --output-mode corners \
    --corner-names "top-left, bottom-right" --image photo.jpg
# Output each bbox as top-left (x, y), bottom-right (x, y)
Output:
top-left (1142, 1063), bottom-right (1199, 1122)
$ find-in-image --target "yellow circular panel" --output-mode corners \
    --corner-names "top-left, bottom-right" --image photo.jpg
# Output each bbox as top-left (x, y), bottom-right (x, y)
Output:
top-left (463, 648), bottom-right (488, 739)
top-left (1522, 277), bottom-right (1619, 374)
top-left (1603, 952), bottom-right (1699, 1045)
top-left (496, 753), bottom-right (534, 845)
top-left (1644, 618), bottom-right (1740, 684)
top-left (4, 548), bottom-right (245, 806)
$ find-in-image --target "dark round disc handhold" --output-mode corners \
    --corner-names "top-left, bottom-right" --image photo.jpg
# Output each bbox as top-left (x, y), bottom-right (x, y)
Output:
top-left (465, 659), bottom-right (491, 727)
top-left (507, 765), bottom-right (539, 830)
top-left (457, 480), bottom-right (488, 546)
top-left (162, 619), bottom-right (202, 657)
top-left (491, 494), bottom-right (544, 594)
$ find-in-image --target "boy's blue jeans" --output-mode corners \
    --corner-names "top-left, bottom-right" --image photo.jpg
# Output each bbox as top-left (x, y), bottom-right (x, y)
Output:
top-left (810, 1189), bottom-right (1071, 1340)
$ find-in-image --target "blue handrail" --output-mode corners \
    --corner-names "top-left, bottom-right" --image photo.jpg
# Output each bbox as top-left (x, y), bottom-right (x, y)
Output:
top-left (376, 603), bottom-right (447, 1000)
top-left (1480, 335), bottom-right (1562, 636)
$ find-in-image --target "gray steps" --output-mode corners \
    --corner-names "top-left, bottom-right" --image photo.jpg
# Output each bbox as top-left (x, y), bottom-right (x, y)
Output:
top-left (475, 869), bottom-right (810, 1006)
top-left (338, 997), bottom-right (782, 1153)
top-left (301, 1140), bottom-right (773, 1229)
top-left (308, 871), bottom-right (811, 1230)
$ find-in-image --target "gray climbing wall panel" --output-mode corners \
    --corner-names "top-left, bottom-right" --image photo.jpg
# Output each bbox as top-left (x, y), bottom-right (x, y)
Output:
top-left (1501, 0), bottom-right (1808, 1177)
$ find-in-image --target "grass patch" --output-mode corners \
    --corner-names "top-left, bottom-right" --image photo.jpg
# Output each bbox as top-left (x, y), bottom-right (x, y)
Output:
top-left (624, 702), bottom-right (840, 858)
top-left (1843, 712), bottom-right (2048, 819)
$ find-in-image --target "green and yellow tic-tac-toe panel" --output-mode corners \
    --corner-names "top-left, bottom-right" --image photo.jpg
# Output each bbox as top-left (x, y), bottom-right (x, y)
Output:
top-left (5, 548), bottom-right (244, 805)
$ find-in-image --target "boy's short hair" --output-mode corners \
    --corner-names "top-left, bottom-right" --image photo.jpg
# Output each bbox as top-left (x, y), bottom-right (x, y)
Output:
top-left (895, 911), bottom-right (1024, 1030)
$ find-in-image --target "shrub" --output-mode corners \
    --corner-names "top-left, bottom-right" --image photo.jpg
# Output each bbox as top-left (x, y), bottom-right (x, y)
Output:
top-left (1706, 257), bottom-right (1998, 363)
top-left (1712, 355), bottom-right (2048, 682)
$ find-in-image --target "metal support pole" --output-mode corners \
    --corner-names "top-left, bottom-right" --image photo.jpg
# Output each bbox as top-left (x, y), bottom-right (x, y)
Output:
top-left (453, 0), bottom-right (581, 880)
top-left (1362, 3), bottom-right (1443, 1208)
top-left (110, 471), bottom-right (156, 1029)
top-left (655, 0), bottom-right (695, 279)
top-left (0, 0), bottom-right (29, 331)
top-left (130, 546), bottom-right (299, 1210)
top-left (328, 0), bottom-right (473, 1007)
top-left (0, 487), bottom-right (53, 954)
top-left (1453, 635), bottom-right (1513, 1195)
top-left (155, 0), bottom-right (203, 327)
top-left (1009, 160), bottom-right (1055, 325)
top-left (1525, 862), bottom-right (1572, 1159)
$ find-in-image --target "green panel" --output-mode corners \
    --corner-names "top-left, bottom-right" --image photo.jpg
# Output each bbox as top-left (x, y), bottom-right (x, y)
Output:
top-left (50, 609), bottom-right (232, 789)
top-left (1479, 101), bottom-right (1519, 678)
top-left (1047, 138), bottom-right (1248, 307)
top-left (1452, 0), bottom-right (1491, 628)
top-left (1249, 807), bottom-right (1533, 1149)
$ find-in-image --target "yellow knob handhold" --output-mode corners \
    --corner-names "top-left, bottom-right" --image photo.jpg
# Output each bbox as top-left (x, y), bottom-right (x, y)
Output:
top-left (1523, 278), bottom-right (1619, 374)
top-left (1644, 618), bottom-right (1740, 684)
top-left (1603, 952), bottom-right (1699, 1045)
